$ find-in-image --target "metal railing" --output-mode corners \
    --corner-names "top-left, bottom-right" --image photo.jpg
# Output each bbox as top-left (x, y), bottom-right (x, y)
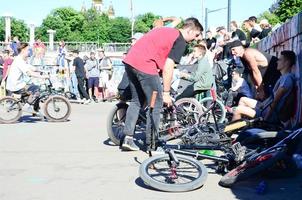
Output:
top-left (0, 41), bottom-right (131, 53)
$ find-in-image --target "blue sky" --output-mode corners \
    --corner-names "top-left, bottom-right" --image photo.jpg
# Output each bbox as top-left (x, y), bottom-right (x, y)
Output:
top-left (1, 0), bottom-right (276, 28)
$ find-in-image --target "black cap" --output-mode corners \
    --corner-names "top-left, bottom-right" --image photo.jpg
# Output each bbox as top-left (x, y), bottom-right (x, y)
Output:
top-left (216, 26), bottom-right (226, 32)
top-left (232, 67), bottom-right (244, 74)
top-left (228, 40), bottom-right (243, 49)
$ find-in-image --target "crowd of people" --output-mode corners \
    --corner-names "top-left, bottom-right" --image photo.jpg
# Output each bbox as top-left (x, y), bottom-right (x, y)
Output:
top-left (0, 15), bottom-right (297, 130)
top-left (118, 15), bottom-right (297, 151)
top-left (0, 37), bottom-right (119, 106)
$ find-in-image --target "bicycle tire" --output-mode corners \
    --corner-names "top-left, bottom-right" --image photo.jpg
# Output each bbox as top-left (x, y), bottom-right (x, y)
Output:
top-left (198, 97), bottom-right (226, 124)
top-left (43, 95), bottom-right (71, 122)
top-left (107, 102), bottom-right (129, 145)
top-left (219, 148), bottom-right (286, 188)
top-left (174, 97), bottom-right (204, 124)
top-left (139, 154), bottom-right (208, 192)
top-left (0, 96), bottom-right (22, 124)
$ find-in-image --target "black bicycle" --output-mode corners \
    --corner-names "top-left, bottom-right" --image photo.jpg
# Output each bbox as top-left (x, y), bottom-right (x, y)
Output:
top-left (219, 127), bottom-right (302, 187)
top-left (107, 96), bottom-right (203, 145)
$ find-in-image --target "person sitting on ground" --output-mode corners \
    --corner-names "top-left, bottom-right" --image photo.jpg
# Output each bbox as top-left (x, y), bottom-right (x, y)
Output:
top-left (177, 44), bottom-right (214, 100)
top-left (228, 40), bottom-right (281, 100)
top-left (226, 67), bottom-right (253, 107)
top-left (232, 50), bottom-right (296, 123)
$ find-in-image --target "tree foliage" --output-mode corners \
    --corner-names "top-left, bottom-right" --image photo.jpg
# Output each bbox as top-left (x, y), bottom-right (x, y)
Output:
top-left (273, 0), bottom-right (302, 22)
top-left (1, 8), bottom-right (167, 43)
top-left (0, 17), bottom-right (28, 41)
top-left (258, 11), bottom-right (280, 26)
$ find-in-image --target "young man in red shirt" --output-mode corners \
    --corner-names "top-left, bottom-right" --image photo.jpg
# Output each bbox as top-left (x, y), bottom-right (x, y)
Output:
top-left (121, 17), bottom-right (203, 151)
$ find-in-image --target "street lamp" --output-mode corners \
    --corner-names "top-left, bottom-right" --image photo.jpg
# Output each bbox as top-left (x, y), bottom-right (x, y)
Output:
top-left (205, 7), bottom-right (227, 31)
top-left (203, 0), bottom-right (231, 31)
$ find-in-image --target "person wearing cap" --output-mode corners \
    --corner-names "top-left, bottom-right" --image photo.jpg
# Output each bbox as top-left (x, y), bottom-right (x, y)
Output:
top-left (229, 40), bottom-right (281, 100)
top-left (121, 17), bottom-right (203, 151)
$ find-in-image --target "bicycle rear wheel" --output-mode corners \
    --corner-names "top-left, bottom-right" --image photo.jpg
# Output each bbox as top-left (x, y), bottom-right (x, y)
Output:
top-left (199, 97), bottom-right (226, 124)
top-left (43, 95), bottom-right (71, 122)
top-left (139, 154), bottom-right (208, 192)
top-left (219, 148), bottom-right (286, 188)
top-left (0, 96), bottom-right (22, 124)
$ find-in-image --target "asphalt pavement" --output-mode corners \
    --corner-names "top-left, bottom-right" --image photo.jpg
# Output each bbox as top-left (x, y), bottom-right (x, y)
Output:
top-left (0, 102), bottom-right (301, 200)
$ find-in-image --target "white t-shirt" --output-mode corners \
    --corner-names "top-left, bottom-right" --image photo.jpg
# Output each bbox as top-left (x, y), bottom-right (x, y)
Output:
top-left (6, 56), bottom-right (32, 91)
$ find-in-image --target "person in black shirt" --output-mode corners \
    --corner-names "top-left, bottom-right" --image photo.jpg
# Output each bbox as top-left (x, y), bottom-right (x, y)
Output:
top-left (72, 50), bottom-right (90, 103)
top-left (205, 30), bottom-right (216, 51)
top-left (230, 21), bottom-right (247, 46)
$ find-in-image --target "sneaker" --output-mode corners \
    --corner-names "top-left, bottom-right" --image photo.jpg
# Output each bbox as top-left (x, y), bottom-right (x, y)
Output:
top-left (121, 136), bottom-right (140, 151)
top-left (23, 103), bottom-right (35, 113)
top-left (83, 99), bottom-right (91, 104)
top-left (149, 146), bottom-right (165, 155)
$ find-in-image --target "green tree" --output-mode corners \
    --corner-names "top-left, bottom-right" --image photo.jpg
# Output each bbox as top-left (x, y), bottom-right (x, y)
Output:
top-left (134, 12), bottom-right (161, 33)
top-left (258, 11), bottom-right (280, 26)
top-left (37, 7), bottom-right (85, 42)
top-left (82, 10), bottom-right (111, 43)
top-left (274, 0), bottom-right (302, 22)
top-left (109, 17), bottom-right (131, 42)
top-left (0, 18), bottom-right (5, 41)
top-left (11, 18), bottom-right (29, 42)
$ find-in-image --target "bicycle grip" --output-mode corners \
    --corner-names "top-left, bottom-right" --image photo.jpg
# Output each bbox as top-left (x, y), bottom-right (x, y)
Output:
top-left (150, 91), bottom-right (158, 109)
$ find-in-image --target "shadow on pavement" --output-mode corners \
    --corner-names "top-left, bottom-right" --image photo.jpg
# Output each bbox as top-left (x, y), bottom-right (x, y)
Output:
top-left (19, 115), bottom-right (43, 123)
top-left (228, 171), bottom-right (302, 199)
top-left (103, 138), bottom-right (117, 146)
top-left (135, 177), bottom-right (162, 192)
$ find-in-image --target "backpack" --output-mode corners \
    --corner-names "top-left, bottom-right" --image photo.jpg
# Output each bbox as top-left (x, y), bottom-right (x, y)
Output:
top-left (212, 61), bottom-right (227, 81)
top-left (117, 73), bottom-right (131, 101)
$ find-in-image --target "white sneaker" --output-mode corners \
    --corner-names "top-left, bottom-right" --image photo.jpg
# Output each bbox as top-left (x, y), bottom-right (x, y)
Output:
top-left (23, 103), bottom-right (35, 113)
top-left (83, 99), bottom-right (91, 104)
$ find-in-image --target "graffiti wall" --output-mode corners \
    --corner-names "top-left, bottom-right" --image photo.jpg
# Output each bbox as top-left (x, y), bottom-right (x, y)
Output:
top-left (257, 12), bottom-right (302, 126)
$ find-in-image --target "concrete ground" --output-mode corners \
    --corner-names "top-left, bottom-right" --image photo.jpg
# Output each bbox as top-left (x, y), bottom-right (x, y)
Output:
top-left (0, 102), bottom-right (301, 200)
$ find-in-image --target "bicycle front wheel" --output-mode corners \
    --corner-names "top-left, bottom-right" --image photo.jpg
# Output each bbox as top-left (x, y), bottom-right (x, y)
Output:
top-left (139, 154), bottom-right (208, 192)
top-left (0, 96), bottom-right (22, 124)
top-left (43, 95), bottom-right (71, 122)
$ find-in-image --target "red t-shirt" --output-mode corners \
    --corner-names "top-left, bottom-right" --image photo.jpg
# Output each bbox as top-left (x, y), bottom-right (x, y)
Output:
top-left (3, 58), bottom-right (13, 80)
top-left (124, 27), bottom-right (187, 75)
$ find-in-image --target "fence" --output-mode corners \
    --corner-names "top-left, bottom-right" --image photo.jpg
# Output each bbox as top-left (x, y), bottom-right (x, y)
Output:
top-left (0, 41), bottom-right (131, 53)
